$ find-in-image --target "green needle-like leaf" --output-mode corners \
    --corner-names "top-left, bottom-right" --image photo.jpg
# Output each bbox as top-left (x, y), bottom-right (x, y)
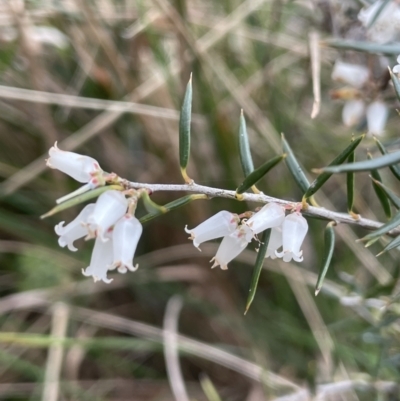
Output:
top-left (139, 194), bottom-right (207, 224)
top-left (369, 177), bottom-right (400, 209)
top-left (315, 151), bottom-right (400, 174)
top-left (360, 211), bottom-right (400, 242)
top-left (315, 222), bottom-right (335, 296)
top-left (304, 135), bottom-right (364, 200)
top-left (179, 74), bottom-right (193, 183)
top-left (368, 153), bottom-right (391, 219)
top-left (374, 136), bottom-right (400, 181)
top-left (322, 39), bottom-right (400, 55)
top-left (40, 185), bottom-right (123, 219)
top-left (236, 155), bottom-right (285, 195)
top-left (245, 229), bottom-right (271, 314)
top-left (141, 191), bottom-right (167, 214)
top-left (389, 68), bottom-right (400, 102)
top-left (377, 235), bottom-right (400, 256)
top-left (347, 151), bottom-right (355, 213)
top-left (282, 133), bottom-right (310, 193)
top-left (238, 110), bottom-right (254, 177)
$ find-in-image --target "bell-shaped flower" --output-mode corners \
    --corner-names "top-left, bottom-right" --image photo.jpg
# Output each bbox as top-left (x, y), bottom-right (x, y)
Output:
top-left (110, 215), bottom-right (142, 273)
top-left (265, 226), bottom-right (282, 259)
top-left (210, 224), bottom-right (253, 270)
top-left (275, 213), bottom-right (308, 263)
top-left (366, 101), bottom-right (388, 136)
top-left (331, 61), bottom-right (369, 89)
top-left (185, 211), bottom-right (239, 250)
top-left (87, 190), bottom-right (128, 241)
top-left (55, 203), bottom-right (95, 251)
top-left (245, 203), bottom-right (285, 235)
top-left (46, 142), bottom-right (102, 183)
top-left (393, 55), bottom-right (400, 74)
top-left (342, 99), bottom-right (365, 128)
top-left (82, 234), bottom-right (113, 283)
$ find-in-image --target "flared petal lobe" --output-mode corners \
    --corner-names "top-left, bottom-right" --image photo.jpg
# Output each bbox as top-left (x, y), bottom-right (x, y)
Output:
top-left (110, 215), bottom-right (142, 273)
top-left (46, 142), bottom-right (102, 183)
top-left (55, 203), bottom-right (95, 251)
top-left (210, 224), bottom-right (253, 270)
top-left (82, 234), bottom-right (113, 283)
top-left (245, 203), bottom-right (285, 235)
top-left (185, 211), bottom-right (239, 249)
top-left (275, 213), bottom-right (308, 263)
top-left (87, 190), bottom-right (128, 241)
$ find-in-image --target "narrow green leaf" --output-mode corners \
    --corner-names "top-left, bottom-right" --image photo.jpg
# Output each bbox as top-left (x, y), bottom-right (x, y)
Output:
top-left (377, 235), bottom-right (400, 256)
top-left (369, 176), bottom-right (400, 209)
top-left (179, 74), bottom-right (193, 183)
top-left (368, 153), bottom-right (391, 219)
top-left (360, 211), bottom-right (400, 242)
top-left (236, 155), bottom-right (285, 195)
top-left (316, 151), bottom-right (400, 174)
top-left (304, 135), bottom-right (364, 199)
top-left (374, 136), bottom-right (400, 181)
top-left (238, 110), bottom-right (254, 177)
top-left (40, 185), bottom-right (123, 219)
top-left (139, 194), bottom-right (207, 224)
top-left (199, 374), bottom-right (223, 401)
top-left (322, 39), bottom-right (400, 55)
top-left (141, 191), bottom-right (167, 214)
top-left (315, 222), bottom-right (335, 296)
top-left (367, 0), bottom-right (391, 28)
top-left (389, 68), bottom-right (400, 102)
top-left (347, 151), bottom-right (355, 213)
top-left (245, 229), bottom-right (271, 314)
top-left (282, 133), bottom-right (310, 193)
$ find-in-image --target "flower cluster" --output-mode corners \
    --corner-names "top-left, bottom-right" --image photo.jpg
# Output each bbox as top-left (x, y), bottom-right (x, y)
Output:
top-left (331, 60), bottom-right (388, 136)
top-left (185, 203), bottom-right (308, 270)
top-left (48, 144), bottom-right (142, 283)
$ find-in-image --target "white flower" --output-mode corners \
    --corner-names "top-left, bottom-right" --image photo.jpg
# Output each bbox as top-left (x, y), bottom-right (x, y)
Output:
top-left (55, 203), bottom-right (95, 251)
top-left (210, 224), bottom-right (253, 270)
top-left (331, 61), bottom-right (369, 89)
top-left (366, 101), bottom-right (389, 136)
top-left (265, 226), bottom-right (282, 259)
top-left (358, 1), bottom-right (400, 44)
top-left (87, 190), bottom-right (128, 241)
top-left (82, 234), bottom-right (113, 283)
top-left (46, 142), bottom-right (102, 183)
top-left (393, 55), bottom-right (400, 74)
top-left (275, 213), bottom-right (308, 263)
top-left (110, 215), bottom-right (142, 273)
top-left (185, 211), bottom-right (239, 250)
top-left (245, 203), bottom-right (285, 235)
top-left (342, 99), bottom-right (365, 127)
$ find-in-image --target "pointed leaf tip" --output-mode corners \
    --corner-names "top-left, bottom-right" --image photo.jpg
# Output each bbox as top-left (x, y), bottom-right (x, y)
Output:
top-left (238, 111), bottom-right (254, 178)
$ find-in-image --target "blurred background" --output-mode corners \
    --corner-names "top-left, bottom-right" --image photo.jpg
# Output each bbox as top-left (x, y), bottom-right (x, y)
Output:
top-left (0, 0), bottom-right (399, 400)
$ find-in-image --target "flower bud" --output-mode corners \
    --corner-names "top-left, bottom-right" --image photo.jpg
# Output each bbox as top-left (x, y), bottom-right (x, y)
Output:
top-left (46, 142), bottom-right (102, 183)
top-left (366, 101), bottom-right (388, 136)
top-left (275, 213), bottom-right (308, 263)
top-left (210, 224), bottom-right (252, 270)
top-left (87, 190), bottom-right (128, 241)
top-left (110, 215), bottom-right (142, 273)
top-left (331, 61), bottom-right (369, 89)
top-left (82, 234), bottom-right (113, 283)
top-left (245, 203), bottom-right (285, 235)
top-left (55, 203), bottom-right (95, 251)
top-left (185, 211), bottom-right (239, 250)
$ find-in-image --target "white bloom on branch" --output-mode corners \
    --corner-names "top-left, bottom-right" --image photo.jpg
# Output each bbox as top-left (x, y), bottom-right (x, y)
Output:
top-left (55, 203), bottom-right (95, 251)
top-left (265, 226), bottom-right (282, 259)
top-left (275, 213), bottom-right (308, 263)
top-left (110, 215), bottom-right (142, 273)
top-left (46, 142), bottom-right (103, 183)
top-left (245, 203), bottom-right (285, 235)
top-left (342, 99), bottom-right (365, 128)
top-left (185, 210), bottom-right (239, 250)
top-left (210, 224), bottom-right (253, 270)
top-left (366, 101), bottom-right (389, 136)
top-left (82, 234), bottom-right (114, 284)
top-left (87, 190), bottom-right (128, 241)
top-left (331, 61), bottom-right (369, 89)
